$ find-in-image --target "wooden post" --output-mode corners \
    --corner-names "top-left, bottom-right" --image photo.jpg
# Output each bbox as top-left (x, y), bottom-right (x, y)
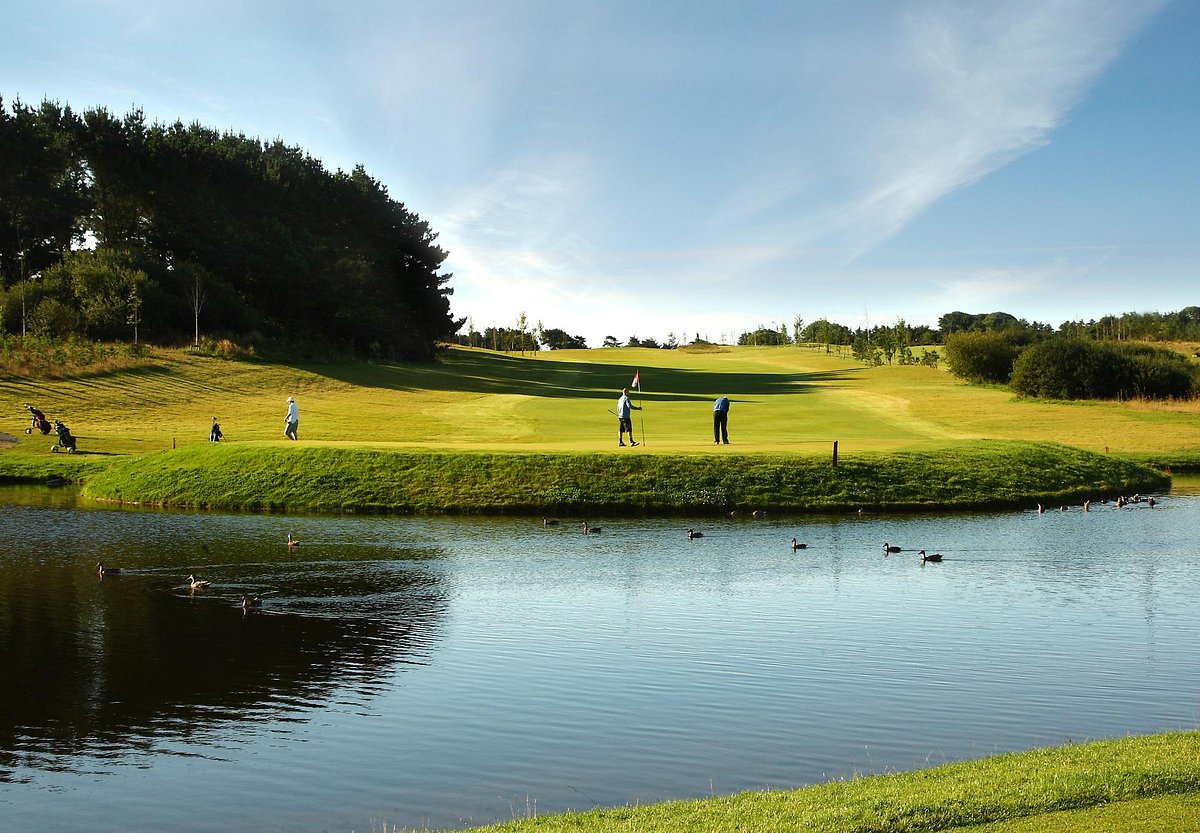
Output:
top-left (832, 440), bottom-right (838, 467)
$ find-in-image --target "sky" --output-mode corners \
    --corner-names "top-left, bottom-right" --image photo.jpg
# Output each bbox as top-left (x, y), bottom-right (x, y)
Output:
top-left (3, 0), bottom-right (1197, 346)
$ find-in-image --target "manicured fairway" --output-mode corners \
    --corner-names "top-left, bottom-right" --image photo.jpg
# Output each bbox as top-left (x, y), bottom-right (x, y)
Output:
top-left (2, 344), bottom-right (1197, 459)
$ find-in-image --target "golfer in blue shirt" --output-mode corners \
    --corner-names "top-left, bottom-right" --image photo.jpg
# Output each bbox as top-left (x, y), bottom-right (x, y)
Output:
top-left (713, 396), bottom-right (730, 444)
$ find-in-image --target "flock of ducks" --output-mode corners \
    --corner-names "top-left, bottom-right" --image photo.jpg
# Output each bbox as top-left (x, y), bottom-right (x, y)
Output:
top-left (102, 491), bottom-right (1165, 598)
top-left (1037, 494), bottom-right (1157, 513)
top-left (94, 533), bottom-right (300, 612)
top-left (543, 521), bottom-right (946, 563)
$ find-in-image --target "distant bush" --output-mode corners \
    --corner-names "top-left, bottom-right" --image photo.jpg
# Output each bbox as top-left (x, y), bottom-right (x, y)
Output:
top-left (1011, 339), bottom-right (1195, 400)
top-left (943, 331), bottom-right (1021, 384)
top-left (1113, 343), bottom-right (1196, 399)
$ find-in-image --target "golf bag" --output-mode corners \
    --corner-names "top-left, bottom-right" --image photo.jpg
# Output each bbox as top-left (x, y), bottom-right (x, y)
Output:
top-left (25, 404), bottom-right (51, 435)
top-left (51, 420), bottom-right (77, 453)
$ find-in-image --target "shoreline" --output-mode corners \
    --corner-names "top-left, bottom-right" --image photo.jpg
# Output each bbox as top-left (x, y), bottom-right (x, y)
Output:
top-left (0, 439), bottom-right (1168, 515)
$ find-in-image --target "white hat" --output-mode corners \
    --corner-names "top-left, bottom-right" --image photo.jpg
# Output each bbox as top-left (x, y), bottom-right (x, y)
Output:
top-left (287, 396), bottom-right (294, 402)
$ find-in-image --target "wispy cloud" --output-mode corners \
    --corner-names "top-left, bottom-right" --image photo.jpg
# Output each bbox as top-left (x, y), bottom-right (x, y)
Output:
top-left (726, 1), bottom-right (1167, 260)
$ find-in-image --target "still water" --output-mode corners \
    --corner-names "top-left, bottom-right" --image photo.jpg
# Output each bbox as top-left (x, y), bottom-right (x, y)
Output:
top-left (2, 487), bottom-right (1199, 831)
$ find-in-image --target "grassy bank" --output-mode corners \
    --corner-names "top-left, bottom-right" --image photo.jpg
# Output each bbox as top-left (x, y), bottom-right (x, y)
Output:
top-left (447, 731), bottom-right (1200, 833)
top-left (80, 439), bottom-right (1166, 513)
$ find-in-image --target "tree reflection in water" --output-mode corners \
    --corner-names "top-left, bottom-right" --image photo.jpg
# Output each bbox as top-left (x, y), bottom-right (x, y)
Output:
top-left (0, 502), bottom-right (447, 777)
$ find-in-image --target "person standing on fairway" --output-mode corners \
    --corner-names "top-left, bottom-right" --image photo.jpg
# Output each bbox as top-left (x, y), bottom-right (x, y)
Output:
top-left (617, 387), bottom-right (640, 447)
top-left (713, 396), bottom-right (730, 444)
top-left (284, 396), bottom-right (299, 441)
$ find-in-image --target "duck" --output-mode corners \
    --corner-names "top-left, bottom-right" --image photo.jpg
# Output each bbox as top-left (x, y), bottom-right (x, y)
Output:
top-left (286, 533), bottom-right (300, 549)
top-left (688, 529), bottom-right (703, 540)
top-left (883, 542), bottom-right (902, 553)
top-left (751, 509), bottom-right (766, 518)
top-left (97, 562), bottom-right (121, 577)
top-left (790, 538), bottom-right (807, 551)
top-left (583, 522), bottom-right (602, 534)
top-left (918, 550), bottom-right (943, 563)
top-left (241, 594), bottom-right (263, 611)
top-left (1147, 496), bottom-right (1157, 507)
top-left (187, 574), bottom-right (211, 590)
top-left (1037, 503), bottom-right (1045, 514)
top-left (542, 517), bottom-right (560, 527)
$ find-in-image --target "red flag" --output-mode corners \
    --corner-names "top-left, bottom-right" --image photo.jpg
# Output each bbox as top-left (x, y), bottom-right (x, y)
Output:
top-left (631, 370), bottom-right (640, 390)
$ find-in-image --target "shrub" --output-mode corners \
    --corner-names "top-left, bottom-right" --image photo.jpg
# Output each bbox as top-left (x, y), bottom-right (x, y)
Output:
top-left (1113, 343), bottom-right (1196, 399)
top-left (943, 331), bottom-right (1021, 384)
top-left (1011, 339), bottom-right (1195, 400)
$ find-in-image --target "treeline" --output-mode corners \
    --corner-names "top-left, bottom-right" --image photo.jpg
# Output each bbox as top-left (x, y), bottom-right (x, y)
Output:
top-left (0, 97), bottom-right (459, 360)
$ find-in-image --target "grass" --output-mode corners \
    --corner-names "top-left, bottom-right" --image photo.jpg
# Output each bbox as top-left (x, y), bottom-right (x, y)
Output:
top-left (77, 439), bottom-right (1166, 513)
top-left (426, 732), bottom-right (1200, 833)
top-left (1, 343), bottom-right (1196, 508)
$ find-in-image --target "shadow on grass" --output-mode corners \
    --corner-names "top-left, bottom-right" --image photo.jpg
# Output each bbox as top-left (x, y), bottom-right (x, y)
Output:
top-left (306, 350), bottom-right (863, 402)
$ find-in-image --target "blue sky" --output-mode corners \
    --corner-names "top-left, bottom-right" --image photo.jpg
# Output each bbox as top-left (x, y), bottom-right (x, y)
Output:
top-left (4, 0), bottom-right (1196, 345)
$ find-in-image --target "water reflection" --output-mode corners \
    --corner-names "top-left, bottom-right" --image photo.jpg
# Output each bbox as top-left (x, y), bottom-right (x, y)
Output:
top-left (0, 499), bottom-right (447, 780)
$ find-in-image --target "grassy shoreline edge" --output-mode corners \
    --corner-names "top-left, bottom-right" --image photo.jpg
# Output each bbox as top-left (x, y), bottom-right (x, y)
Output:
top-left (459, 731), bottom-right (1200, 833)
top-left (12, 439), bottom-right (1167, 514)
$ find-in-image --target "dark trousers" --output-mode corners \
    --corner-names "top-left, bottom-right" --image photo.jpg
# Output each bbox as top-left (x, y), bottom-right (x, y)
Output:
top-left (713, 411), bottom-right (728, 443)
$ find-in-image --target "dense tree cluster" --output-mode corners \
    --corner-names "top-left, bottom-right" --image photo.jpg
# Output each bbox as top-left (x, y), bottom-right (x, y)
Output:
top-left (1011, 339), bottom-right (1195, 400)
top-left (0, 98), bottom-right (460, 359)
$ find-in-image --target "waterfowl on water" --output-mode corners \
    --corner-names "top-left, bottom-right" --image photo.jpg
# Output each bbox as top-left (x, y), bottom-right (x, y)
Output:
top-left (1148, 497), bottom-right (1157, 507)
top-left (791, 538), bottom-right (807, 551)
top-left (542, 517), bottom-right (560, 527)
top-left (583, 522), bottom-right (602, 534)
top-left (918, 550), bottom-right (943, 563)
top-left (751, 509), bottom-right (766, 518)
top-left (286, 533), bottom-right (300, 549)
top-left (97, 562), bottom-right (121, 576)
top-left (1037, 503), bottom-right (1045, 513)
top-left (188, 574), bottom-right (211, 590)
top-left (883, 543), bottom-right (902, 553)
top-left (241, 594), bottom-right (262, 610)
top-left (688, 529), bottom-right (703, 540)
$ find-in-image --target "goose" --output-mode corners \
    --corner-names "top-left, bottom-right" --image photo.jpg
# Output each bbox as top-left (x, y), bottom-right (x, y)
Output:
top-left (1037, 503), bottom-right (1045, 514)
top-left (286, 533), bottom-right (300, 549)
top-left (241, 594), bottom-right (263, 610)
top-left (918, 550), bottom-right (943, 563)
top-left (542, 517), bottom-right (560, 527)
top-left (790, 538), bottom-right (807, 551)
top-left (583, 522), bottom-right (602, 534)
top-left (883, 542), bottom-right (902, 553)
top-left (97, 562), bottom-right (121, 577)
top-left (1147, 496), bottom-right (1157, 507)
top-left (751, 509), bottom-right (766, 518)
top-left (688, 529), bottom-right (703, 540)
top-left (188, 574), bottom-right (211, 590)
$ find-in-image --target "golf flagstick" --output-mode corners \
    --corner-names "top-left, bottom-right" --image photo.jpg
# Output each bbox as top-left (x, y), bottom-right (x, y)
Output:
top-left (632, 369), bottom-right (645, 446)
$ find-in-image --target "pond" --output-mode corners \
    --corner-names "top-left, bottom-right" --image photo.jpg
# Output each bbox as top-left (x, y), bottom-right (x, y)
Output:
top-left (2, 486), bottom-right (1199, 831)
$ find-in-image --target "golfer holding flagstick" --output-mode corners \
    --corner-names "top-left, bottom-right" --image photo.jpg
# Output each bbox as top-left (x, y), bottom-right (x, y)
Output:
top-left (616, 374), bottom-right (642, 447)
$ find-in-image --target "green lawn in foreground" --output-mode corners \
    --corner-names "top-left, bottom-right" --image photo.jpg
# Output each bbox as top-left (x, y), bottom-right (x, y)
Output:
top-left (1, 344), bottom-right (1198, 460)
top-left (446, 732), bottom-right (1200, 833)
